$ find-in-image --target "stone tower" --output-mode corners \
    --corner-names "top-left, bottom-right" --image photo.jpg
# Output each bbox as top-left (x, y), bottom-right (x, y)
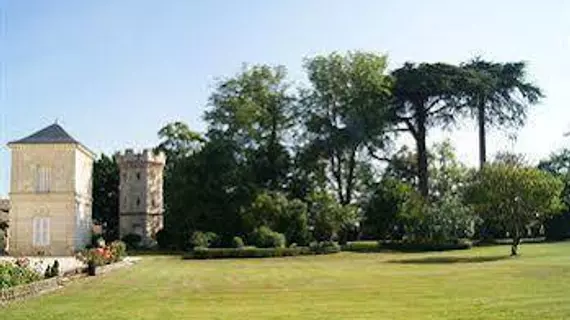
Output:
top-left (115, 149), bottom-right (166, 245)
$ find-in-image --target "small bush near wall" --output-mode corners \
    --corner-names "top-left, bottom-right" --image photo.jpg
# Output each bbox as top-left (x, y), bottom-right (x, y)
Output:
top-left (121, 234), bottom-right (142, 250)
top-left (76, 240), bottom-right (127, 267)
top-left (0, 261), bottom-right (42, 289)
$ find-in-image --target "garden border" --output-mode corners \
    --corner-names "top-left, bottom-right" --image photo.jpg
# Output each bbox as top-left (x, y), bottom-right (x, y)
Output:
top-left (0, 257), bottom-right (140, 306)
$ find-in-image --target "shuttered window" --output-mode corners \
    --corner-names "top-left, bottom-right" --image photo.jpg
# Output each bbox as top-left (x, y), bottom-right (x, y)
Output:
top-left (36, 166), bottom-right (51, 193)
top-left (32, 217), bottom-right (50, 246)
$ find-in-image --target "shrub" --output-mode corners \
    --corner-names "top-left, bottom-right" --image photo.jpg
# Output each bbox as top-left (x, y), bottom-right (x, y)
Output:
top-left (204, 232), bottom-right (221, 247)
top-left (281, 199), bottom-right (312, 246)
top-left (121, 233), bottom-right (142, 250)
top-left (0, 262), bottom-right (42, 289)
top-left (90, 233), bottom-right (105, 248)
top-left (44, 260), bottom-right (60, 278)
top-left (183, 247), bottom-right (335, 259)
top-left (544, 212), bottom-right (570, 241)
top-left (307, 191), bottom-right (360, 242)
top-left (309, 241), bottom-right (341, 254)
top-left (156, 229), bottom-right (177, 250)
top-left (231, 236), bottom-right (245, 248)
top-left (76, 247), bottom-right (111, 267)
top-left (250, 226), bottom-right (286, 248)
top-left (76, 242), bottom-right (126, 267)
top-left (109, 240), bottom-right (127, 262)
top-left (241, 192), bottom-right (312, 246)
top-left (189, 231), bottom-right (220, 249)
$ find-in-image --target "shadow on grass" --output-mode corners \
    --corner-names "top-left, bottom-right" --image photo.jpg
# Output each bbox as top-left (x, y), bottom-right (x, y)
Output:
top-left (387, 255), bottom-right (511, 265)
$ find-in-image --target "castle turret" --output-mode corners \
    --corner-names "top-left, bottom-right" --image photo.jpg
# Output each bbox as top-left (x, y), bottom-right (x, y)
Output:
top-left (115, 148), bottom-right (166, 246)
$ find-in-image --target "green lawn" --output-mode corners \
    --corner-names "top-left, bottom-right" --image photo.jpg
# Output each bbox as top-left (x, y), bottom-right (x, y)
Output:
top-left (4, 242), bottom-right (570, 319)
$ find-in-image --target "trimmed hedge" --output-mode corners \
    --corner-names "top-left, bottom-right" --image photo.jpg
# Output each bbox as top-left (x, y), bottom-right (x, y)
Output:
top-left (183, 245), bottom-right (340, 260)
top-left (341, 241), bottom-right (382, 253)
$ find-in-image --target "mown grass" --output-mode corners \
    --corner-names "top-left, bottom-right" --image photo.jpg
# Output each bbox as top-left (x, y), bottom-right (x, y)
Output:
top-left (3, 242), bottom-right (570, 319)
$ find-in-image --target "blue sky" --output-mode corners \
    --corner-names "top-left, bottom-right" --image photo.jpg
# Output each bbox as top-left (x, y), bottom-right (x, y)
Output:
top-left (1, 0), bottom-right (569, 196)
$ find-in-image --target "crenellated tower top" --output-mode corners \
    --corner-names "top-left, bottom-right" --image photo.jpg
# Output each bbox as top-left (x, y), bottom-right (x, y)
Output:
top-left (115, 149), bottom-right (166, 167)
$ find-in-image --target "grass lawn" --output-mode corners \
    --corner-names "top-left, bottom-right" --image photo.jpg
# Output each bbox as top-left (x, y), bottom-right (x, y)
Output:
top-left (4, 242), bottom-right (570, 320)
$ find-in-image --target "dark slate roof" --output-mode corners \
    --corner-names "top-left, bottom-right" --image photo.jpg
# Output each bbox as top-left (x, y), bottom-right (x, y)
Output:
top-left (9, 123), bottom-right (78, 144)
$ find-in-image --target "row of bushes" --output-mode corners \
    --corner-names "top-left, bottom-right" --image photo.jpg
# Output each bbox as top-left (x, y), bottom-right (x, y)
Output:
top-left (184, 241), bottom-right (341, 259)
top-left (186, 227), bottom-right (287, 250)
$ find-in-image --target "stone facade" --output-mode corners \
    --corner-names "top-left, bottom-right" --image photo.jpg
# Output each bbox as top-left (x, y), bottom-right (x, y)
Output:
top-left (7, 124), bottom-right (95, 256)
top-left (115, 149), bottom-right (166, 245)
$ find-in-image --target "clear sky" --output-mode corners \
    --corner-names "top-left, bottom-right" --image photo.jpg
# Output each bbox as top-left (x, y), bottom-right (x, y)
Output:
top-left (0, 0), bottom-right (569, 196)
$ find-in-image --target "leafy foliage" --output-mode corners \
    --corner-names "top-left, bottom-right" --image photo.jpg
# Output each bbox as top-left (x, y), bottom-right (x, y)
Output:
top-left (466, 164), bottom-right (564, 255)
top-left (92, 154), bottom-right (119, 241)
top-left (121, 234), bottom-right (142, 250)
top-left (538, 149), bottom-right (570, 240)
top-left (362, 178), bottom-right (414, 239)
top-left (391, 62), bottom-right (470, 197)
top-left (241, 191), bottom-right (311, 245)
top-left (300, 51), bottom-right (393, 205)
top-left (308, 241), bottom-right (342, 254)
top-left (307, 191), bottom-right (360, 241)
top-left (44, 260), bottom-right (60, 278)
top-left (0, 262), bottom-right (42, 289)
top-left (231, 236), bottom-right (245, 249)
top-left (189, 231), bottom-right (220, 249)
top-left (461, 58), bottom-right (543, 168)
top-left (249, 226), bottom-right (286, 248)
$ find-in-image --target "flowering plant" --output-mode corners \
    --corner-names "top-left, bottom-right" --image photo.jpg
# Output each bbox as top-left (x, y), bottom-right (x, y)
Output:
top-left (76, 240), bottom-right (126, 267)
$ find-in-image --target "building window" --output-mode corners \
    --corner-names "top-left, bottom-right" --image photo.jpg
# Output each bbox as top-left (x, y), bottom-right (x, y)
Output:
top-left (36, 166), bottom-right (51, 193)
top-left (136, 197), bottom-right (141, 206)
top-left (32, 217), bottom-right (50, 246)
top-left (136, 172), bottom-right (141, 180)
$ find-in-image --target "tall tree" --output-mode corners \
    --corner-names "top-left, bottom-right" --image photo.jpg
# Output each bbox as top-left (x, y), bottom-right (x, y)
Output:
top-left (391, 62), bottom-right (468, 198)
top-left (538, 149), bottom-right (570, 240)
top-left (156, 121), bottom-right (205, 163)
top-left (300, 51), bottom-right (393, 205)
top-left (92, 154), bottom-right (120, 241)
top-left (461, 58), bottom-right (543, 169)
top-left (204, 64), bottom-right (295, 191)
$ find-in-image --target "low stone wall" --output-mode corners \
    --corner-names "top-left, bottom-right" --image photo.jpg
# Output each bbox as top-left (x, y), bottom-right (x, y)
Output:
top-left (0, 257), bottom-right (141, 306)
top-left (0, 277), bottom-right (63, 305)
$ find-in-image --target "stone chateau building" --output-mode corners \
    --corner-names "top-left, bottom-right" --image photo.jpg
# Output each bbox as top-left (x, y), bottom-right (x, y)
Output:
top-left (2, 123), bottom-right (165, 256)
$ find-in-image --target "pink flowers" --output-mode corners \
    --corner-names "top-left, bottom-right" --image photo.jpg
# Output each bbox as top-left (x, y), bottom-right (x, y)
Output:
top-left (15, 257), bottom-right (30, 268)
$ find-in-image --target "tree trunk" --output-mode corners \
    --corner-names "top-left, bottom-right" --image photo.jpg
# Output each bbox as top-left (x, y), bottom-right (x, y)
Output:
top-left (416, 115), bottom-right (429, 199)
top-left (511, 227), bottom-right (521, 256)
top-left (477, 99), bottom-right (487, 169)
top-left (343, 146), bottom-right (358, 206)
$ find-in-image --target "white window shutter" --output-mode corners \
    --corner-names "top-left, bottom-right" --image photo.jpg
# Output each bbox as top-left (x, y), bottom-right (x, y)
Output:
top-left (35, 167), bottom-right (41, 192)
top-left (42, 218), bottom-right (50, 246)
top-left (33, 217), bottom-right (40, 246)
